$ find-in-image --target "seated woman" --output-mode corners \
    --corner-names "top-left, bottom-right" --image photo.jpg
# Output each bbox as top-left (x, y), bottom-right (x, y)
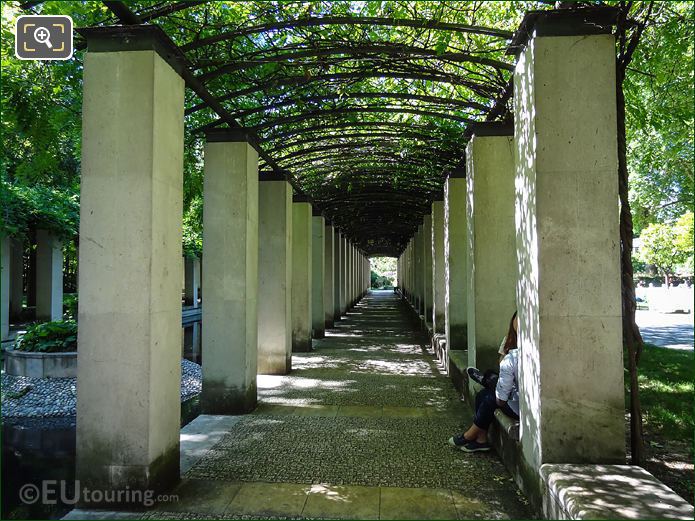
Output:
top-left (449, 312), bottom-right (519, 453)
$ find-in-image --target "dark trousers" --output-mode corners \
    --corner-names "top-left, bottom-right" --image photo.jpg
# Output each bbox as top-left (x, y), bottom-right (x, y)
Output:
top-left (473, 388), bottom-right (519, 431)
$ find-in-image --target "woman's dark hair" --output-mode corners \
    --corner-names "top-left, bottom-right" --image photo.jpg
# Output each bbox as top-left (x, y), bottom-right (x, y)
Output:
top-left (503, 311), bottom-right (518, 354)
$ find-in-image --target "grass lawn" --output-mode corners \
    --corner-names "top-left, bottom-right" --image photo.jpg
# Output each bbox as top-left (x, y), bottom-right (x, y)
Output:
top-left (638, 344), bottom-right (694, 442)
top-left (629, 343), bottom-right (694, 504)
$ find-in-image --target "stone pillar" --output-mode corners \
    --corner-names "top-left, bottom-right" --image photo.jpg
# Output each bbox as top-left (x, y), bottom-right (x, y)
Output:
top-left (1, 236), bottom-right (9, 340)
top-left (311, 212), bottom-right (325, 338)
top-left (350, 246), bottom-right (355, 305)
top-left (346, 242), bottom-right (352, 308)
top-left (422, 214), bottom-right (433, 326)
top-left (466, 124), bottom-right (517, 374)
top-left (35, 229), bottom-right (63, 322)
top-left (406, 240), bottom-right (413, 302)
top-left (412, 233), bottom-right (419, 309)
top-left (27, 241), bottom-right (36, 308)
top-left (77, 29), bottom-right (184, 495)
top-left (201, 130), bottom-right (258, 414)
top-left (333, 231), bottom-right (342, 320)
top-left (350, 245), bottom-right (356, 305)
top-left (514, 20), bottom-right (625, 471)
top-left (258, 173), bottom-right (292, 374)
top-left (324, 224), bottom-right (334, 328)
top-left (292, 196), bottom-right (312, 352)
top-left (415, 225), bottom-right (425, 315)
top-left (184, 256), bottom-right (200, 308)
top-left (340, 235), bottom-right (348, 314)
top-left (10, 239), bottom-right (24, 319)
top-left (432, 199), bottom-right (446, 333)
top-left (444, 170), bottom-right (468, 350)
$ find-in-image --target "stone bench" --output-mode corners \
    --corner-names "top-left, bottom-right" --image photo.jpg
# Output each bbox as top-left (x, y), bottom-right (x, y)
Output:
top-left (447, 348), bottom-right (524, 491)
top-left (541, 464), bottom-right (694, 520)
top-left (445, 346), bottom-right (693, 520)
top-left (493, 408), bottom-right (519, 441)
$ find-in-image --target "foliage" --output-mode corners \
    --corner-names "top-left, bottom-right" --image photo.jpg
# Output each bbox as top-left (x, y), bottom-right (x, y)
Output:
top-left (624, 2), bottom-right (694, 233)
top-left (63, 293), bottom-right (78, 321)
top-left (638, 211), bottom-right (694, 283)
top-left (370, 270), bottom-right (393, 289)
top-left (370, 257), bottom-right (396, 288)
top-left (673, 211), bottom-right (694, 274)
top-left (0, 182), bottom-right (79, 239)
top-left (15, 320), bottom-right (78, 353)
top-left (183, 196), bottom-right (203, 258)
top-left (1, 1), bottom-right (692, 255)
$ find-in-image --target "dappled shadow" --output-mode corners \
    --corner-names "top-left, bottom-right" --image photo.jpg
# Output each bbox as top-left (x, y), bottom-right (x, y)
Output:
top-left (542, 464), bottom-right (694, 519)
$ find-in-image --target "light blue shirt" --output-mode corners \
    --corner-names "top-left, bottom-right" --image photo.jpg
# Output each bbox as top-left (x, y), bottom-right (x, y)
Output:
top-left (496, 348), bottom-right (519, 415)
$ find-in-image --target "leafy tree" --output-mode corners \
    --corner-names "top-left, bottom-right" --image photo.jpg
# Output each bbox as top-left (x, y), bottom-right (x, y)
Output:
top-left (638, 212), bottom-right (693, 286)
top-left (674, 211), bottom-right (694, 275)
top-left (624, 2), bottom-right (694, 233)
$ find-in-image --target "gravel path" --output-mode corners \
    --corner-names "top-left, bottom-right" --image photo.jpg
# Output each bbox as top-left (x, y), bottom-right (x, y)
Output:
top-left (1, 359), bottom-right (201, 418)
top-left (175, 291), bottom-right (532, 519)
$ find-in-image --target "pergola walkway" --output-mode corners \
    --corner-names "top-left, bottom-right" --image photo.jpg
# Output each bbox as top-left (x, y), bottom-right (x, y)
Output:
top-left (148, 290), bottom-right (531, 520)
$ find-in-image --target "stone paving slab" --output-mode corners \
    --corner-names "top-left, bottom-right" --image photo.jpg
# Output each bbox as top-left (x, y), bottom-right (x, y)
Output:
top-left (141, 480), bottom-right (531, 520)
top-left (184, 413), bottom-right (513, 491)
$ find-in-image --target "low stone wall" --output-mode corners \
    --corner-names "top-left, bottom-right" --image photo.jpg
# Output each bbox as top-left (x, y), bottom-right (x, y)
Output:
top-left (541, 464), bottom-right (694, 520)
top-left (4, 350), bottom-right (77, 378)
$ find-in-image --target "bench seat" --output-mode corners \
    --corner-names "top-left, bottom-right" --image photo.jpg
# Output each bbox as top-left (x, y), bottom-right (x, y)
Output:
top-left (541, 464), bottom-right (694, 520)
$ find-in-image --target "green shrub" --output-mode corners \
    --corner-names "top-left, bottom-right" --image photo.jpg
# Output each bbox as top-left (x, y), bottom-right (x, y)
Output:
top-left (15, 320), bottom-right (77, 353)
top-left (63, 293), bottom-right (78, 321)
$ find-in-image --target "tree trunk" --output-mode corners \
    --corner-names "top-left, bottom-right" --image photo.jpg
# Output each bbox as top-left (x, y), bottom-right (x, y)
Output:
top-left (617, 54), bottom-right (645, 466)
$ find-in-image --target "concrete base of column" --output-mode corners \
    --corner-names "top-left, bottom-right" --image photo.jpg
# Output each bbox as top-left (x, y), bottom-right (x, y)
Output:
top-left (201, 382), bottom-right (257, 415)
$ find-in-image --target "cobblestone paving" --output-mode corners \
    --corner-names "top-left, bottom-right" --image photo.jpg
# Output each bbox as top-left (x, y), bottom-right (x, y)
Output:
top-left (151, 291), bottom-right (533, 519)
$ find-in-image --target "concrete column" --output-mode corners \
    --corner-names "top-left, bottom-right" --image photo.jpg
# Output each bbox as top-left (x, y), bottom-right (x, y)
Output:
top-left (351, 245), bottom-right (356, 305)
top-left (201, 131), bottom-right (258, 414)
top-left (340, 235), bottom-right (348, 314)
top-left (346, 242), bottom-right (352, 308)
top-left (411, 234), bottom-right (417, 308)
top-left (184, 256), bottom-right (200, 307)
top-left (258, 174), bottom-right (292, 374)
top-left (10, 239), bottom-right (24, 319)
top-left (466, 126), bottom-right (517, 374)
top-left (415, 225), bottom-right (425, 315)
top-left (406, 240), bottom-right (413, 302)
top-left (324, 224), bottom-right (334, 328)
top-left (423, 214), bottom-right (433, 326)
top-left (292, 196), bottom-right (312, 352)
top-left (350, 245), bottom-right (356, 305)
top-left (432, 200), bottom-right (446, 333)
top-left (36, 229), bottom-right (63, 322)
top-left (311, 212), bottom-right (325, 338)
top-left (444, 172), bottom-right (468, 350)
top-left (1, 236), bottom-right (9, 340)
top-left (514, 23), bottom-right (625, 471)
top-left (333, 231), bottom-right (342, 320)
top-left (77, 31), bottom-right (184, 495)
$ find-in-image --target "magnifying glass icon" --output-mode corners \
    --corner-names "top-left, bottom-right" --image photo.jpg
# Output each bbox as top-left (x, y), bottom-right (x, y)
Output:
top-left (33, 26), bottom-right (52, 48)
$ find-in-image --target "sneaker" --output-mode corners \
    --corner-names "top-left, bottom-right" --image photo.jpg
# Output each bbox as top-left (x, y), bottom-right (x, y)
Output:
top-left (461, 440), bottom-right (492, 453)
top-left (448, 434), bottom-right (470, 448)
top-left (467, 367), bottom-right (485, 386)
